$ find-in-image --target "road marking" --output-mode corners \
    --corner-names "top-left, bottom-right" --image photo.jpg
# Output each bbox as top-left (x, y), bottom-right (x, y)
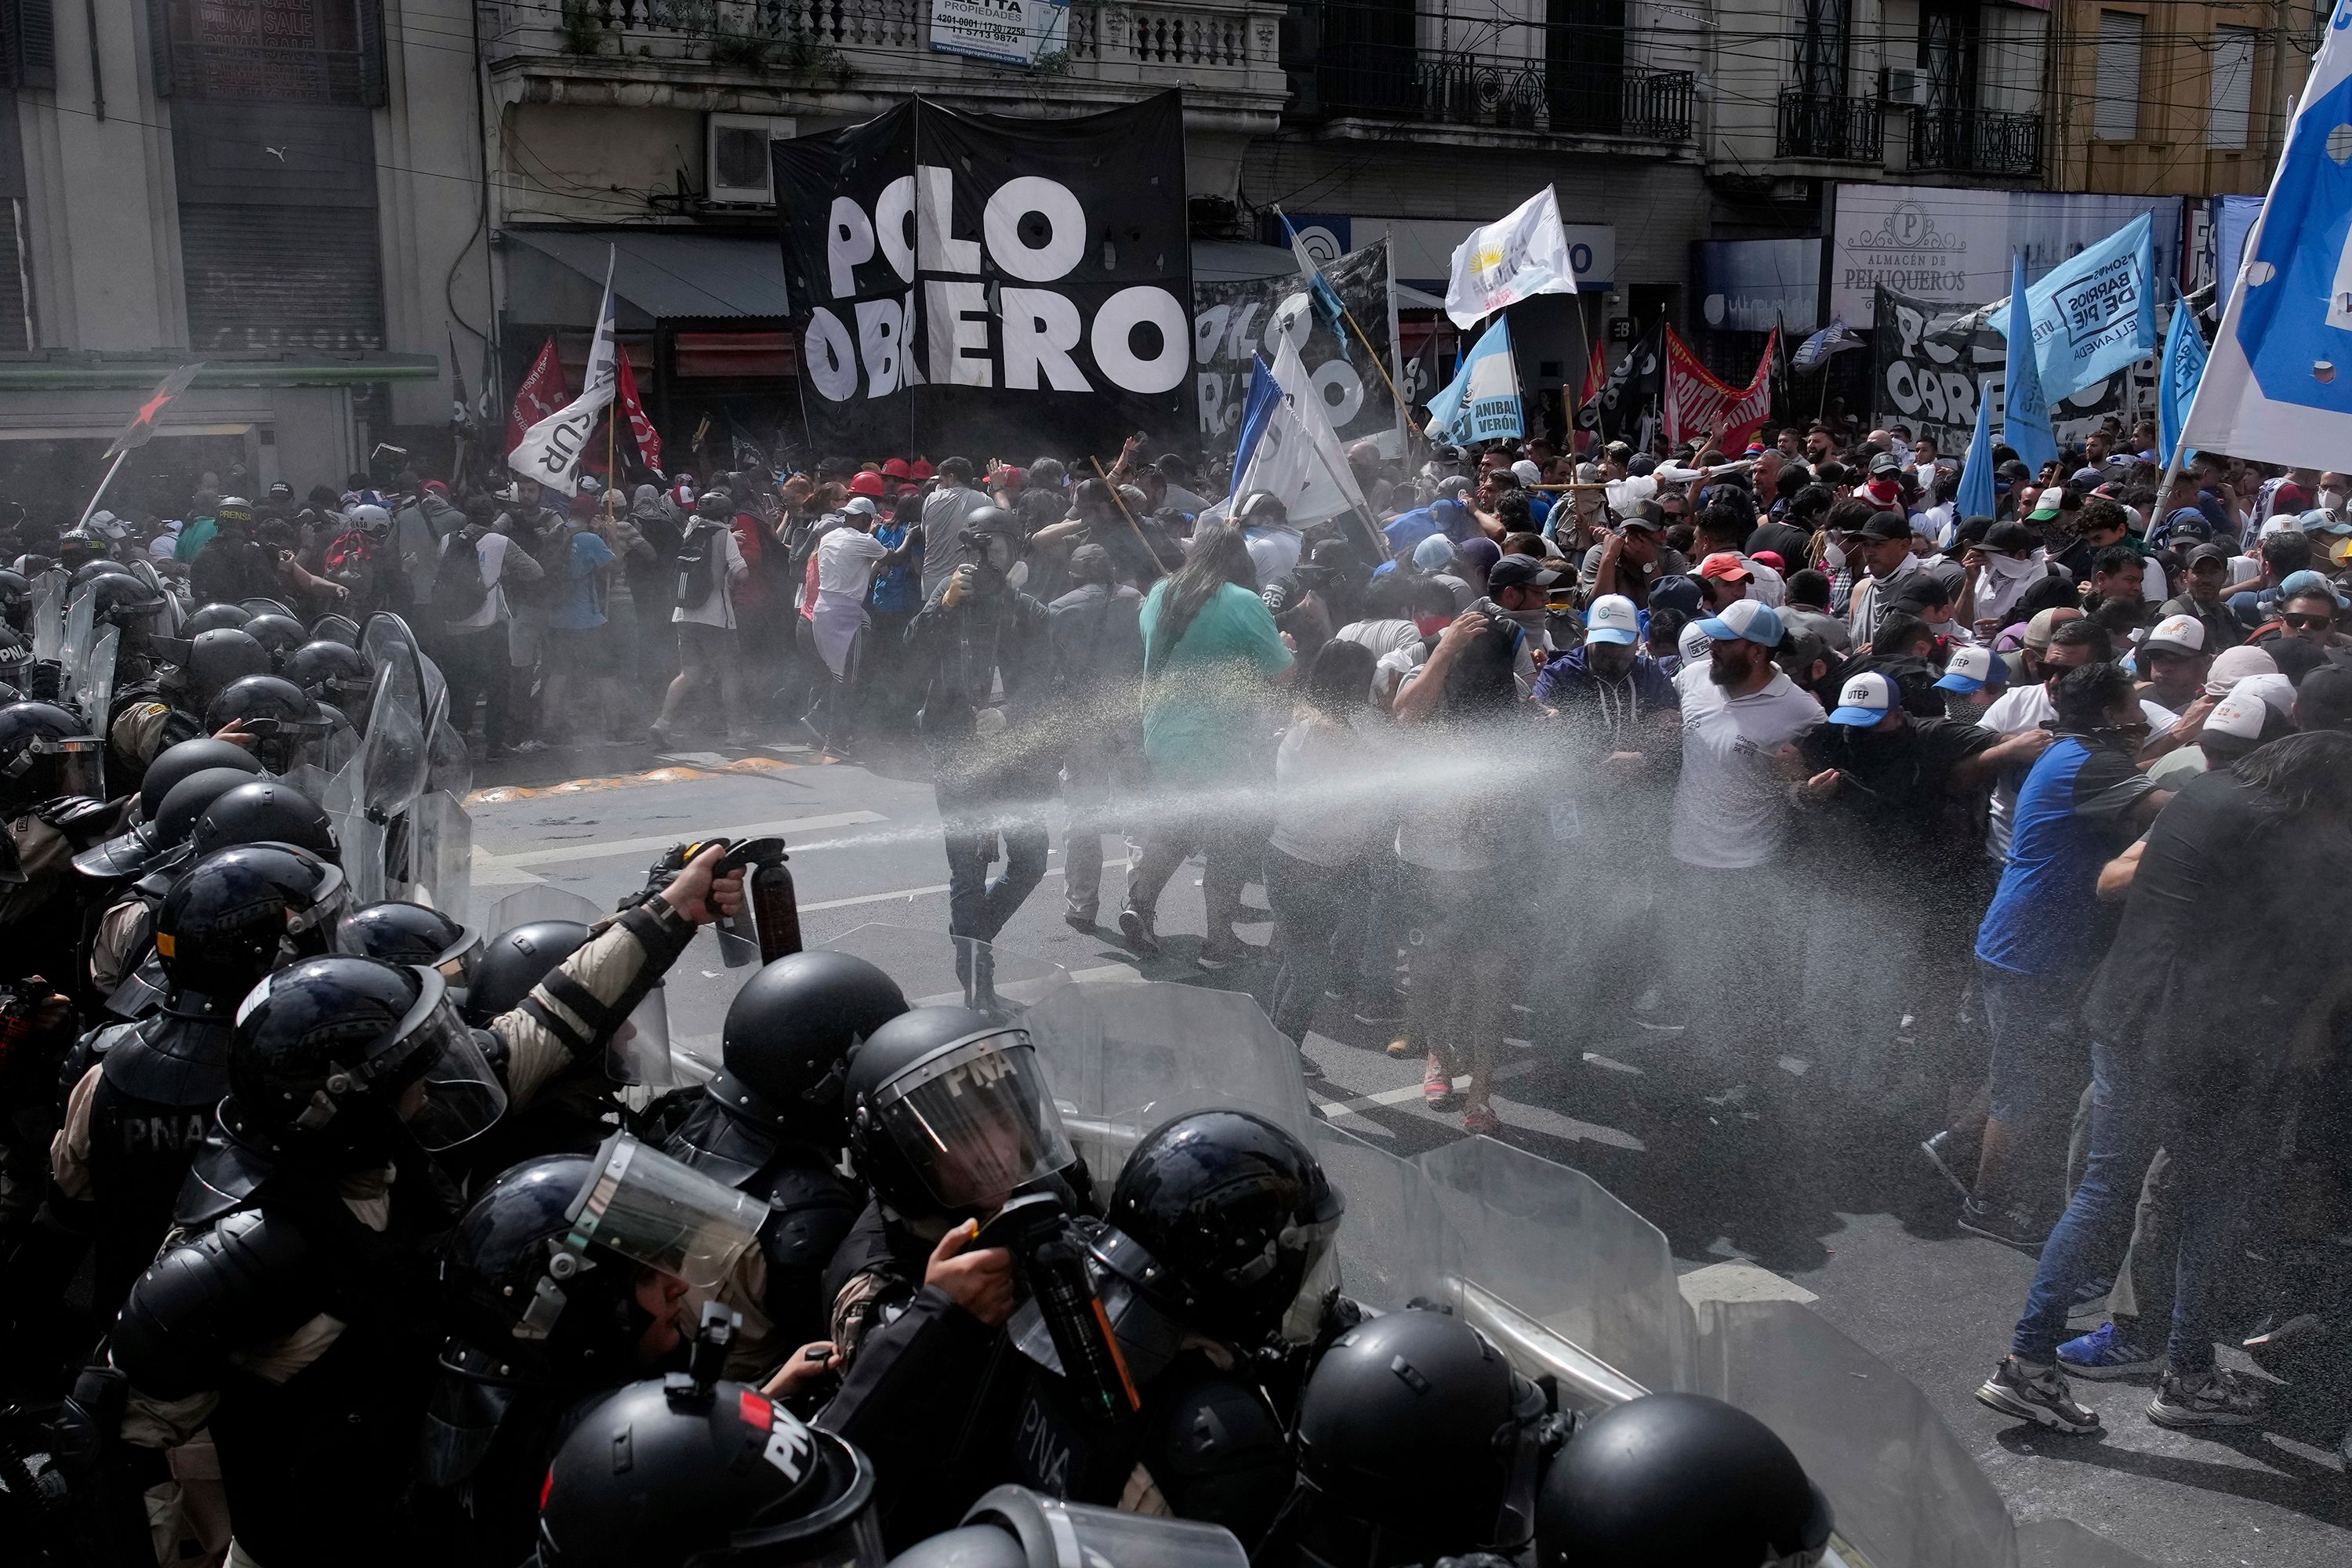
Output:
top-left (480, 811), bottom-right (886, 869)
top-left (1676, 1261), bottom-right (1818, 1306)
top-left (469, 755), bottom-right (804, 802)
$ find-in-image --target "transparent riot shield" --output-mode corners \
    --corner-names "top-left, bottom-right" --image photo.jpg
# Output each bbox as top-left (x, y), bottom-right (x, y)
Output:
top-left (132, 560), bottom-right (180, 637)
top-left (408, 790), bottom-right (473, 920)
top-left (58, 583), bottom-right (94, 702)
top-left (2015, 1520), bottom-right (2161, 1568)
top-left (74, 623), bottom-right (118, 738)
top-left (1686, 1299), bottom-right (2020, 1568)
top-left (1020, 976), bottom-right (1316, 1184)
top-left (28, 568), bottom-right (66, 662)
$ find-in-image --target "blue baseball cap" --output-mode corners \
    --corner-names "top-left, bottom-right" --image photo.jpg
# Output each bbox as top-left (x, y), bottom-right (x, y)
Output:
top-left (2278, 568), bottom-right (2350, 608)
top-left (1828, 669), bottom-right (1898, 726)
top-left (1693, 598), bottom-right (1784, 647)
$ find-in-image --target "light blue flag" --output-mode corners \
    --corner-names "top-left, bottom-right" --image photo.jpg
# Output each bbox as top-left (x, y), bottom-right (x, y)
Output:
top-left (1423, 318), bottom-right (1523, 445)
top-left (1955, 379), bottom-right (1995, 521)
top-left (2002, 253), bottom-right (2057, 474)
top-left (2157, 298), bottom-right (2209, 468)
top-left (1227, 358), bottom-right (1284, 495)
top-left (2024, 212), bottom-right (2157, 401)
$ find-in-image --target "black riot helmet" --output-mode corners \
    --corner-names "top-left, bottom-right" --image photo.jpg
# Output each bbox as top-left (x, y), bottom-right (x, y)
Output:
top-left (308, 612), bottom-right (361, 648)
top-left (70, 739), bottom-right (263, 879)
top-left (0, 699), bottom-right (103, 811)
top-left (464, 917), bottom-right (590, 1026)
top-left (203, 675), bottom-right (331, 775)
top-left (70, 557), bottom-right (133, 589)
top-left (185, 627), bottom-right (271, 706)
top-left (222, 956), bottom-right (506, 1167)
top-left (715, 951), bottom-right (907, 1148)
top-left (239, 596), bottom-right (296, 619)
top-left (338, 901), bottom-right (482, 989)
top-left (536, 1370), bottom-right (881, 1568)
top-left (283, 639), bottom-right (374, 706)
top-left (844, 1006), bottom-right (1075, 1224)
top-left (191, 779), bottom-right (339, 861)
top-left (0, 567), bottom-right (28, 628)
top-left (888, 1490), bottom-right (1250, 1568)
top-left (181, 602), bottom-right (252, 637)
top-left (1535, 1393), bottom-right (1832, 1568)
top-left (156, 843), bottom-right (347, 1008)
top-left (1294, 1309), bottom-right (1548, 1568)
top-left (242, 613), bottom-right (307, 666)
top-left (1098, 1109), bottom-right (1342, 1351)
top-left (85, 569), bottom-right (168, 628)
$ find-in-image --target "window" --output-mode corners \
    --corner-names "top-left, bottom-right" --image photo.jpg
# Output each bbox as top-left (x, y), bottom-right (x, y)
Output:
top-left (1795, 0), bottom-right (1853, 100)
top-left (2093, 11), bottom-right (2145, 141)
top-left (2210, 26), bottom-right (2256, 149)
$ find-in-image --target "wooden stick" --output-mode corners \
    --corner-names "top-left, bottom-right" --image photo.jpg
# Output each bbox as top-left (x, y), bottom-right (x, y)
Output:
top-left (1088, 456), bottom-right (1163, 569)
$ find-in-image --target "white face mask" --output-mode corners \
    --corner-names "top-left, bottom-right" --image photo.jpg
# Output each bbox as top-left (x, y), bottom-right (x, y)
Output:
top-left (2323, 488), bottom-right (2346, 512)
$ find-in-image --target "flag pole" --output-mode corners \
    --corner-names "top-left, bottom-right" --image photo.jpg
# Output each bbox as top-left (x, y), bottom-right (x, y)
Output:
top-left (1088, 456), bottom-right (1164, 569)
top-left (75, 451), bottom-right (129, 532)
top-left (1273, 207), bottom-right (1409, 417)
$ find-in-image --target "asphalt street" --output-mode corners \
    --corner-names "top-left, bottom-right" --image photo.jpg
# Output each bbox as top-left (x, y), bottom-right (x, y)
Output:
top-left (462, 735), bottom-right (2352, 1568)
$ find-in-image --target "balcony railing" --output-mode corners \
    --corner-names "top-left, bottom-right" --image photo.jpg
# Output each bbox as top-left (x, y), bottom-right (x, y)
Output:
top-left (1777, 87), bottom-right (1882, 162)
top-left (1910, 107), bottom-right (2042, 178)
top-left (1316, 45), bottom-right (1694, 142)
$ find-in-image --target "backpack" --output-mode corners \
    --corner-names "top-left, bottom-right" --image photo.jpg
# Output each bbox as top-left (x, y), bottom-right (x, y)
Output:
top-left (429, 532), bottom-right (493, 622)
top-left (674, 523), bottom-right (720, 611)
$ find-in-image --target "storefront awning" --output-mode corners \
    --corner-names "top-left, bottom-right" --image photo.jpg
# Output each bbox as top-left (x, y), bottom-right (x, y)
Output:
top-left (503, 229), bottom-right (792, 324)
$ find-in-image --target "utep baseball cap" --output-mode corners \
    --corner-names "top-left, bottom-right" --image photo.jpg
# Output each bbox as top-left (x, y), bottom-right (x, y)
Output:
top-left (1935, 644), bottom-right (2009, 695)
top-left (1695, 598), bottom-right (1784, 647)
top-left (1584, 594), bottom-right (1639, 646)
top-left (1828, 669), bottom-right (1898, 726)
top-left (2141, 612), bottom-right (2207, 658)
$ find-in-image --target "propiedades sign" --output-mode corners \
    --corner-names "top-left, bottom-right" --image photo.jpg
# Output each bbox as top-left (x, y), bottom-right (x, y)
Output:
top-left (774, 93), bottom-right (1195, 459)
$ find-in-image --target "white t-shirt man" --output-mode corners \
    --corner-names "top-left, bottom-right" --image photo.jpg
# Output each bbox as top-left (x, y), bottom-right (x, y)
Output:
top-left (450, 531), bottom-right (512, 633)
top-left (1668, 670), bottom-right (1825, 870)
top-left (815, 526), bottom-right (888, 604)
top-left (1976, 681), bottom-right (2178, 861)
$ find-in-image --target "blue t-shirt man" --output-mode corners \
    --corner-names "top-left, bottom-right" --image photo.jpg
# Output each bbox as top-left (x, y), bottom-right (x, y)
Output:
top-left (549, 525), bottom-right (615, 631)
top-left (1974, 734), bottom-right (2158, 978)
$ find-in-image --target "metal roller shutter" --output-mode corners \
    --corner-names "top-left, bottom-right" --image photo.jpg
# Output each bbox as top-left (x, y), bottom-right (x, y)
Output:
top-left (177, 203), bottom-right (385, 353)
top-left (2093, 12), bottom-right (2145, 143)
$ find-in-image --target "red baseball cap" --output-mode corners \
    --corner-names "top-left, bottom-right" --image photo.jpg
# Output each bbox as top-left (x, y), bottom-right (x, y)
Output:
top-left (1749, 550), bottom-right (1785, 573)
top-left (1697, 551), bottom-right (1753, 583)
top-left (880, 458), bottom-right (912, 478)
top-left (847, 471), bottom-right (888, 498)
top-left (910, 459), bottom-right (935, 480)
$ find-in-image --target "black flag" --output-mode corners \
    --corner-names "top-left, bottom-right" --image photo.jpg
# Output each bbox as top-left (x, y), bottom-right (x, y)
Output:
top-left (1573, 321), bottom-right (1664, 446)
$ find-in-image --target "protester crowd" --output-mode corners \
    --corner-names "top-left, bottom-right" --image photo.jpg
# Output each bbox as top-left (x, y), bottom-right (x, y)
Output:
top-left (5, 402), bottom-right (2351, 1512)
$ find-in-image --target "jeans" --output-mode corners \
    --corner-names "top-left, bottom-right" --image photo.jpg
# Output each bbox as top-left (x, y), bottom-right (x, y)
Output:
top-left (1980, 962), bottom-right (2082, 1126)
top-left (1263, 848), bottom-right (1359, 1044)
top-left (942, 814), bottom-right (1050, 945)
top-left (2011, 1041), bottom-right (2259, 1373)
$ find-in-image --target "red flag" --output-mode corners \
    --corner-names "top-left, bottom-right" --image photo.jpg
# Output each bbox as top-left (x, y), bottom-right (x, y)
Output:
top-left (105, 363), bottom-right (204, 461)
top-left (614, 343), bottom-right (664, 478)
top-left (1573, 338), bottom-right (1604, 431)
top-left (506, 336), bottom-right (567, 453)
top-left (1663, 327), bottom-right (1777, 455)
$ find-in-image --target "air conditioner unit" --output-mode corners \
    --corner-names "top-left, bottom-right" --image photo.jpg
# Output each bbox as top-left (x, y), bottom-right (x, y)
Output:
top-left (1879, 67), bottom-right (1925, 107)
top-left (707, 113), bottom-right (795, 206)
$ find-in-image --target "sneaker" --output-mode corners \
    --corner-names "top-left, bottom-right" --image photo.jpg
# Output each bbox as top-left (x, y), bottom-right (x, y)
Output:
top-left (1385, 1034), bottom-right (1417, 1060)
top-left (644, 724), bottom-right (673, 750)
top-left (1063, 908), bottom-right (1097, 931)
top-left (1116, 908), bottom-right (1160, 957)
top-left (2147, 1367), bottom-right (2268, 1429)
top-left (1422, 1056), bottom-right (1459, 1111)
top-left (1973, 1356), bottom-right (2102, 1433)
top-left (2070, 1274), bottom-right (2115, 1309)
top-left (1631, 985), bottom-right (1686, 1034)
top-left (1196, 938), bottom-right (1260, 971)
top-left (2056, 1322), bottom-right (2158, 1380)
top-left (1353, 993), bottom-right (1407, 1026)
top-left (1462, 1103), bottom-right (1501, 1136)
top-left (1958, 1198), bottom-right (2049, 1251)
top-left (511, 738), bottom-right (548, 754)
top-left (1296, 1049), bottom-right (1326, 1082)
top-left (1918, 1129), bottom-right (1976, 1203)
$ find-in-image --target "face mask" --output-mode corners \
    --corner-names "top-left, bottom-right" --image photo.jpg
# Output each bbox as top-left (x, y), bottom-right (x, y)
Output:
top-left (2324, 489), bottom-right (2346, 512)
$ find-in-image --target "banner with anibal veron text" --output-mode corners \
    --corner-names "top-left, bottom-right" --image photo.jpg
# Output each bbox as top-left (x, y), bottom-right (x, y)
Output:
top-left (773, 92), bottom-right (1195, 463)
top-left (1871, 287), bottom-right (2147, 456)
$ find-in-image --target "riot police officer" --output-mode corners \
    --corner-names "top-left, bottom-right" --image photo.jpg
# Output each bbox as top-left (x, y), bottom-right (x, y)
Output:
top-left (91, 846), bottom-right (746, 1566)
top-left (336, 899), bottom-right (482, 988)
top-left (203, 673), bottom-right (332, 776)
top-left (666, 949), bottom-right (908, 1377)
top-left (1279, 1308), bottom-right (1552, 1568)
top-left (1001, 1110), bottom-right (1339, 1545)
top-left (1534, 1393), bottom-right (1833, 1568)
top-left (416, 1142), bottom-right (768, 1566)
top-left (0, 699), bottom-right (114, 988)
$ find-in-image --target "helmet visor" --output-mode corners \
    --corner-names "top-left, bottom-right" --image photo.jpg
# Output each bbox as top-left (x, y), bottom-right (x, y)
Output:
top-left (388, 974), bottom-right (510, 1150)
top-left (964, 1489), bottom-right (1249, 1568)
top-left (567, 1131), bottom-right (764, 1287)
top-left (35, 735), bottom-right (105, 800)
top-left (873, 1031), bottom-right (1075, 1212)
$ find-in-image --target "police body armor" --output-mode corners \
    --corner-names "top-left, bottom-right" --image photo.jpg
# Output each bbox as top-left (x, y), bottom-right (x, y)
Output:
top-left (669, 1097), bottom-right (858, 1346)
top-left (80, 1004), bottom-right (230, 1319)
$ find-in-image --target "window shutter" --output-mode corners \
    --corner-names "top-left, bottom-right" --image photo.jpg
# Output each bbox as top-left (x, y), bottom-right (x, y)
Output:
top-left (13, 0), bottom-right (53, 90)
top-left (2093, 11), bottom-right (2144, 142)
top-left (2209, 26), bottom-right (2255, 149)
top-left (357, 0), bottom-right (387, 107)
top-left (148, 0), bottom-right (178, 97)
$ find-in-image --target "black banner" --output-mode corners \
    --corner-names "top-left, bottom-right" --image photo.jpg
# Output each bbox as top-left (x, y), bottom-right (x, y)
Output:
top-left (1192, 240), bottom-right (1397, 452)
top-left (1871, 286), bottom-right (2147, 453)
top-left (1574, 318), bottom-right (1664, 444)
top-left (773, 92), bottom-right (1195, 463)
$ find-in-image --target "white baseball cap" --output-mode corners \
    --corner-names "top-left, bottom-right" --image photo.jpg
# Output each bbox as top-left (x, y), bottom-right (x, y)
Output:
top-left (2234, 671), bottom-right (2297, 718)
top-left (1935, 644), bottom-right (2005, 694)
top-left (2141, 612), bottom-right (2206, 657)
top-left (1828, 669), bottom-right (1898, 726)
top-left (1584, 594), bottom-right (1639, 647)
top-left (2203, 688), bottom-right (2269, 742)
top-left (1693, 597), bottom-right (1784, 647)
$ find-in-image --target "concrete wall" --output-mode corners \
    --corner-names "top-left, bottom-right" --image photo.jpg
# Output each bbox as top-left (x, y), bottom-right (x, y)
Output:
top-left (16, 0), bottom-right (185, 350)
